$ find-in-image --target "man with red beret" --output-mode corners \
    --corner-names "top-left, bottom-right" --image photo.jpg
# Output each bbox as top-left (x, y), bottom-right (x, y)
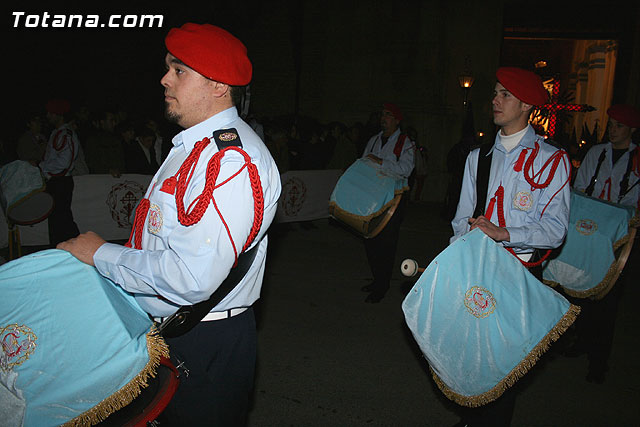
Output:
top-left (360, 102), bottom-right (415, 302)
top-left (450, 67), bottom-right (571, 426)
top-left (58, 23), bottom-right (281, 425)
top-left (567, 103), bottom-right (639, 386)
top-left (40, 98), bottom-right (81, 246)
top-left (574, 103), bottom-right (640, 209)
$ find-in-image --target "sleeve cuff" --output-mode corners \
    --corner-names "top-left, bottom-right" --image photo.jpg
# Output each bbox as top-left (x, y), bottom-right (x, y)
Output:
top-left (93, 242), bottom-right (126, 282)
top-left (504, 227), bottom-right (525, 247)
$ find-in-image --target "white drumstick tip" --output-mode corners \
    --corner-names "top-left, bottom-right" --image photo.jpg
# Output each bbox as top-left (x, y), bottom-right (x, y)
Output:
top-left (401, 259), bottom-right (420, 277)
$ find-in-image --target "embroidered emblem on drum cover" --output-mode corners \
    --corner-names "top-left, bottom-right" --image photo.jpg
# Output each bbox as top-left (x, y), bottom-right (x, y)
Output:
top-left (106, 181), bottom-right (146, 228)
top-left (513, 191), bottom-right (533, 211)
top-left (280, 176), bottom-right (307, 217)
top-left (147, 203), bottom-right (163, 235)
top-left (576, 219), bottom-right (597, 236)
top-left (218, 132), bottom-right (238, 142)
top-left (1, 324), bottom-right (37, 371)
top-left (464, 286), bottom-right (497, 318)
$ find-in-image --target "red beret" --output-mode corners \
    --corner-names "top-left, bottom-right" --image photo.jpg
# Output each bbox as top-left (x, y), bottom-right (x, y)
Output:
top-left (165, 23), bottom-right (252, 86)
top-left (496, 67), bottom-right (549, 106)
top-left (607, 104), bottom-right (640, 128)
top-left (46, 99), bottom-right (71, 115)
top-left (383, 102), bottom-right (403, 121)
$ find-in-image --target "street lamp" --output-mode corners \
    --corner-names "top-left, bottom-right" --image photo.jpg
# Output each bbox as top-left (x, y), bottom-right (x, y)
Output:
top-left (458, 74), bottom-right (474, 108)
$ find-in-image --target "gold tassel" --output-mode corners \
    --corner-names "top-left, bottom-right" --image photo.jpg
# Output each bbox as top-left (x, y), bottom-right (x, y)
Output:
top-left (431, 304), bottom-right (580, 407)
top-left (62, 326), bottom-right (170, 426)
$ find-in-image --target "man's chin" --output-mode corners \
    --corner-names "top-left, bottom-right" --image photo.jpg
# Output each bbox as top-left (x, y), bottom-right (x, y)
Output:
top-left (164, 108), bottom-right (181, 125)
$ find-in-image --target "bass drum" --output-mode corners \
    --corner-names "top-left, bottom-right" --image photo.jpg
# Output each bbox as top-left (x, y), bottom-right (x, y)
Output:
top-left (329, 158), bottom-right (408, 239)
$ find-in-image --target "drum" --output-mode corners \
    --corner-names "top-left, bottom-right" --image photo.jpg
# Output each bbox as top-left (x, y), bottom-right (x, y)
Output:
top-left (0, 249), bottom-right (174, 426)
top-left (0, 160), bottom-right (54, 259)
top-left (402, 229), bottom-right (579, 407)
top-left (328, 158), bottom-right (408, 238)
top-left (542, 190), bottom-right (638, 300)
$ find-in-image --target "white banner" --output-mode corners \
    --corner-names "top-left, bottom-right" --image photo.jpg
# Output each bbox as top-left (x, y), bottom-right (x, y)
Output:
top-left (1, 174), bottom-right (152, 248)
top-left (275, 169), bottom-right (343, 223)
top-left (1, 170), bottom-right (343, 248)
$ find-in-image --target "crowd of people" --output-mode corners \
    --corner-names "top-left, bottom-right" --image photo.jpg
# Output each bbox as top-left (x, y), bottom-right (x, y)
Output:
top-left (3, 103), bottom-right (430, 194)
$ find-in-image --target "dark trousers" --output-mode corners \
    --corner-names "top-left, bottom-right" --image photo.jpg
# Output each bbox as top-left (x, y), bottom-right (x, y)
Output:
top-left (568, 272), bottom-right (625, 375)
top-left (459, 256), bottom-right (544, 427)
top-left (160, 308), bottom-right (257, 426)
top-left (364, 197), bottom-right (408, 295)
top-left (45, 176), bottom-right (79, 246)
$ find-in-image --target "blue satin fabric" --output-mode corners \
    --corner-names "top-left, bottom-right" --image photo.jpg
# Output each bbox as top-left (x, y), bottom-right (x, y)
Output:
top-left (330, 158), bottom-right (407, 216)
top-left (402, 229), bottom-right (573, 399)
top-left (0, 160), bottom-right (44, 212)
top-left (542, 190), bottom-right (635, 294)
top-left (0, 250), bottom-right (152, 426)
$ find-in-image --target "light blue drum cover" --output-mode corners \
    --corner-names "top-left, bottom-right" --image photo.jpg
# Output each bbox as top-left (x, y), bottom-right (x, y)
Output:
top-left (329, 158), bottom-right (408, 218)
top-left (402, 229), bottom-right (579, 407)
top-left (542, 190), bottom-right (636, 299)
top-left (0, 250), bottom-right (169, 426)
top-left (0, 161), bottom-right (45, 214)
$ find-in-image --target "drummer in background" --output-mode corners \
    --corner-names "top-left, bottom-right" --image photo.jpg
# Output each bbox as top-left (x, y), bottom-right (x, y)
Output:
top-left (451, 67), bottom-right (571, 426)
top-left (40, 99), bottom-right (81, 247)
top-left (57, 23), bottom-right (281, 425)
top-left (360, 103), bottom-right (415, 303)
top-left (567, 104), bottom-right (639, 384)
top-left (573, 104), bottom-right (640, 209)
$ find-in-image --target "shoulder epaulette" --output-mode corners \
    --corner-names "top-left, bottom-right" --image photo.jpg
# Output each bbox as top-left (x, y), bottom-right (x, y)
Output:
top-left (212, 128), bottom-right (243, 150)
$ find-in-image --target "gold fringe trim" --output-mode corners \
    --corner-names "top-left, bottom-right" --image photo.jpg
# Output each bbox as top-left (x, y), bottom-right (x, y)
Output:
top-left (629, 213), bottom-right (640, 229)
top-left (329, 194), bottom-right (400, 223)
top-left (62, 326), bottom-right (170, 426)
top-left (430, 304), bottom-right (580, 408)
top-left (543, 228), bottom-right (633, 300)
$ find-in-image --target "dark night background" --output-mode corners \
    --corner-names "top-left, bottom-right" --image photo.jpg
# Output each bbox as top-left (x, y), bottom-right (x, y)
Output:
top-left (4, 1), bottom-right (640, 202)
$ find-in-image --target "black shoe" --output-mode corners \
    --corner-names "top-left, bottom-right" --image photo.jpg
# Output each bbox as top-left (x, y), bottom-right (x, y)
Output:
top-left (586, 370), bottom-right (605, 384)
top-left (360, 283), bottom-right (374, 292)
top-left (365, 291), bottom-right (385, 303)
top-left (562, 342), bottom-right (586, 358)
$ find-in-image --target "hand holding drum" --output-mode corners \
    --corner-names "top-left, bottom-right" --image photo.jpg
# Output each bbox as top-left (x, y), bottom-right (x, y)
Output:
top-left (401, 258), bottom-right (425, 277)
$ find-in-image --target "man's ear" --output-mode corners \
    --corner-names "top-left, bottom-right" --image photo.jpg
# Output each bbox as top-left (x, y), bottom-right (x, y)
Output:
top-left (210, 80), bottom-right (230, 98)
top-left (521, 102), bottom-right (534, 113)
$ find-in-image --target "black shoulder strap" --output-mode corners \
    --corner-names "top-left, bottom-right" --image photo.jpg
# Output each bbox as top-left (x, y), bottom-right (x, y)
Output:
top-left (157, 243), bottom-right (259, 338)
top-left (585, 148), bottom-right (607, 197)
top-left (618, 147), bottom-right (638, 202)
top-left (473, 143), bottom-right (493, 218)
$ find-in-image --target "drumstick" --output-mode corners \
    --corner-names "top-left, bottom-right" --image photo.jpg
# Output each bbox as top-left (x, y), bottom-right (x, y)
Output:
top-left (401, 259), bottom-right (425, 277)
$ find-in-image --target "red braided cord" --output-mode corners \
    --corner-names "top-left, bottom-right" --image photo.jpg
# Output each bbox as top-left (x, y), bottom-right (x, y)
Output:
top-left (523, 142), bottom-right (562, 190)
top-left (124, 139), bottom-right (264, 261)
top-left (125, 198), bottom-right (150, 249)
top-left (494, 184), bottom-right (551, 268)
top-left (174, 142), bottom-right (264, 259)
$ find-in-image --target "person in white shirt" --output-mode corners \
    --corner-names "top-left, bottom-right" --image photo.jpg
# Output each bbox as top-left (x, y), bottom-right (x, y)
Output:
top-left (58, 23), bottom-right (281, 425)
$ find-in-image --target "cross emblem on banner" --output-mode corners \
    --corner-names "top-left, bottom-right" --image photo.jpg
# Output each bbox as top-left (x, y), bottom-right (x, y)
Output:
top-left (533, 77), bottom-right (595, 139)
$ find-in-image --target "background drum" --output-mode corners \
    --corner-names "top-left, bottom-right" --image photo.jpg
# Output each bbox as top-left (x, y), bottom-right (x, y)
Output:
top-left (329, 158), bottom-right (408, 238)
top-left (0, 160), bottom-right (54, 259)
top-left (542, 190), bottom-right (638, 300)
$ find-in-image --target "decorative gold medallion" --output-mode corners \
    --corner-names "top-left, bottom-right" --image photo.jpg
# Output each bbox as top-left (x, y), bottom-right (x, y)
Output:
top-left (218, 132), bottom-right (238, 142)
top-left (464, 286), bottom-right (497, 319)
top-left (1, 324), bottom-right (37, 371)
top-left (513, 191), bottom-right (533, 211)
top-left (147, 203), bottom-right (163, 235)
top-left (576, 219), bottom-right (597, 236)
